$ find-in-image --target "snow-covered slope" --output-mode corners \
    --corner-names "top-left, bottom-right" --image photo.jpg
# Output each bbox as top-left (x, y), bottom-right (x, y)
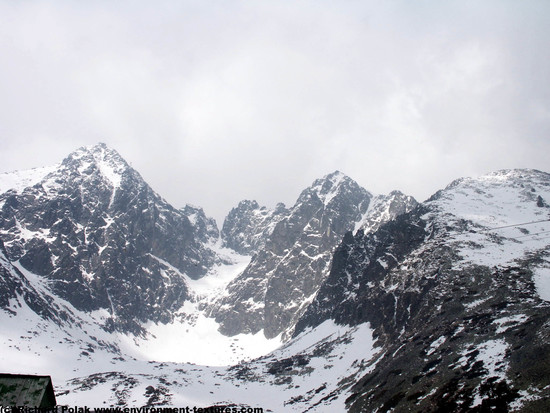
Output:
top-left (38, 318), bottom-right (379, 411)
top-left (425, 169), bottom-right (550, 269)
top-left (0, 165), bottom-right (59, 195)
top-left (121, 246), bottom-right (282, 366)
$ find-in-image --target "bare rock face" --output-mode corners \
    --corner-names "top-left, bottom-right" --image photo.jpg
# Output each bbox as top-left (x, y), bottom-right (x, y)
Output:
top-left (211, 171), bottom-right (414, 339)
top-left (221, 200), bottom-right (288, 255)
top-left (182, 204), bottom-right (220, 245)
top-left (213, 172), bottom-right (419, 340)
top-left (0, 143), bottom-right (222, 334)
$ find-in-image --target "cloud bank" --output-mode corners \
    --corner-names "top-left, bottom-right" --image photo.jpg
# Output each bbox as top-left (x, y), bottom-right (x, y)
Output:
top-left (1, 0), bottom-right (549, 223)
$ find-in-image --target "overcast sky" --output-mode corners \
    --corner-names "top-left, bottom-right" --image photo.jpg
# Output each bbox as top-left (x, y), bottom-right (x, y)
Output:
top-left (1, 0), bottom-right (549, 224)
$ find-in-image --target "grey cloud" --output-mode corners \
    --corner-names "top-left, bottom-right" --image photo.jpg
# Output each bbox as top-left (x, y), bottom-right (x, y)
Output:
top-left (1, 0), bottom-right (549, 224)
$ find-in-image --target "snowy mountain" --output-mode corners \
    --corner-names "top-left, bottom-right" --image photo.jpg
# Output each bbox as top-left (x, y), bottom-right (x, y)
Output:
top-left (0, 143), bottom-right (223, 334)
top-left (297, 168), bottom-right (550, 411)
top-left (1, 144), bottom-right (549, 411)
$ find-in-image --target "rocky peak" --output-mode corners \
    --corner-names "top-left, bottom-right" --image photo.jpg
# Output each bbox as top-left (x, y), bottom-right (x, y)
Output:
top-left (181, 204), bottom-right (220, 244)
top-left (0, 144), bottom-right (126, 198)
top-left (298, 170), bottom-right (371, 209)
top-left (211, 172), bottom-right (376, 339)
top-left (355, 190), bottom-right (418, 234)
top-left (59, 143), bottom-right (133, 187)
top-left (63, 142), bottom-right (127, 169)
top-left (0, 143), bottom-right (222, 334)
top-left (221, 200), bottom-right (288, 255)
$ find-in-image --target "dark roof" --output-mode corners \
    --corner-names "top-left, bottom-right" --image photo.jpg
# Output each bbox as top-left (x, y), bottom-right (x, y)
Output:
top-left (0, 374), bottom-right (57, 408)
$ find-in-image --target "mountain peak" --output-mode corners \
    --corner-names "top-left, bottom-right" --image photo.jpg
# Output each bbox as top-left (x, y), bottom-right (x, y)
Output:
top-left (65, 142), bottom-right (126, 163)
top-left (481, 168), bottom-right (550, 182)
top-left (325, 169), bottom-right (345, 179)
top-left (67, 142), bottom-right (122, 160)
top-left (60, 143), bottom-right (134, 190)
top-left (305, 170), bottom-right (371, 207)
top-left (319, 170), bottom-right (346, 184)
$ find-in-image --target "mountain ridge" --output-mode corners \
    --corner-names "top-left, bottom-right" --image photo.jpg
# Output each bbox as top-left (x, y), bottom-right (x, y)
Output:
top-left (1, 143), bottom-right (549, 411)
top-left (295, 167), bottom-right (550, 411)
top-left (210, 169), bottom-right (418, 340)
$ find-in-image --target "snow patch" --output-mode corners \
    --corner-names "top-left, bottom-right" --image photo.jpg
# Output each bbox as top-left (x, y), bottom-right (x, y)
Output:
top-left (533, 266), bottom-right (550, 301)
top-left (477, 339), bottom-right (509, 378)
top-left (426, 335), bottom-right (446, 356)
top-left (121, 307), bottom-right (281, 366)
top-left (187, 250), bottom-right (251, 300)
top-left (0, 164), bottom-right (58, 194)
top-left (493, 314), bottom-right (529, 334)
